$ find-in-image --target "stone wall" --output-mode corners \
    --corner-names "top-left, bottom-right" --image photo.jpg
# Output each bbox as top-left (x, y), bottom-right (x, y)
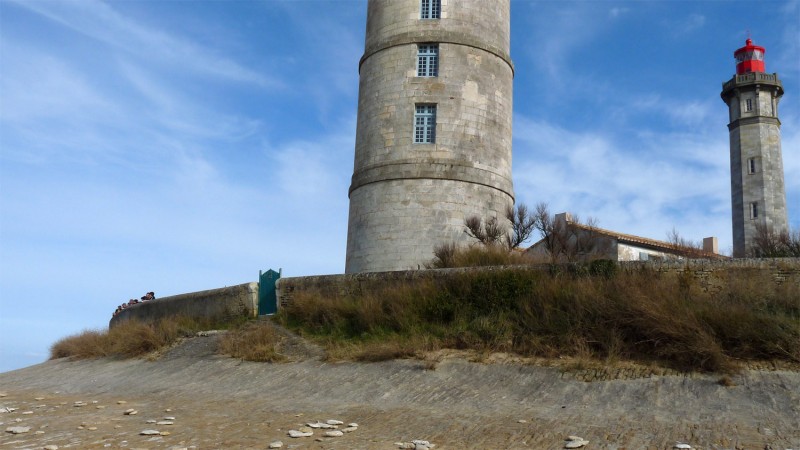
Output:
top-left (278, 258), bottom-right (800, 308)
top-left (109, 282), bottom-right (258, 328)
top-left (346, 0), bottom-right (515, 273)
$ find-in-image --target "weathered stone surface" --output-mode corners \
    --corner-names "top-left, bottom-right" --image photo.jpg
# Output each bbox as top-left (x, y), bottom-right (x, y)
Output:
top-left (325, 430), bottom-right (344, 437)
top-left (5, 426), bottom-right (30, 434)
top-left (140, 429), bottom-right (160, 435)
top-left (288, 429), bottom-right (313, 438)
top-left (268, 441), bottom-right (283, 449)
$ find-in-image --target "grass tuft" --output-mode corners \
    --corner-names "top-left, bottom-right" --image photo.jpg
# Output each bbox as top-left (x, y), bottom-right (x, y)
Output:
top-left (219, 322), bottom-right (285, 362)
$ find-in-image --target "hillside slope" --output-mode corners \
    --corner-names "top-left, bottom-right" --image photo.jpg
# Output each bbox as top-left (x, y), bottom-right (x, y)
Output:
top-left (1, 334), bottom-right (799, 449)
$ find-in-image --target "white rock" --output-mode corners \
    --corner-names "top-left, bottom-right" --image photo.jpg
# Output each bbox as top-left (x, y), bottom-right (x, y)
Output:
top-left (0, 393), bottom-right (6, 397)
top-left (0, 407), bottom-right (16, 413)
top-left (117, 400), bottom-right (127, 404)
top-left (342, 426), bottom-right (358, 433)
top-left (326, 419), bottom-right (344, 425)
top-left (674, 444), bottom-right (692, 449)
top-left (157, 421), bottom-right (174, 425)
top-left (5, 426), bottom-right (30, 434)
top-left (268, 441), bottom-right (284, 449)
top-left (22, 411), bottom-right (33, 415)
top-left (307, 421), bottom-right (336, 429)
top-left (146, 420), bottom-right (157, 424)
top-left (518, 419), bottom-right (527, 423)
top-left (288, 429), bottom-right (313, 438)
top-left (140, 429), bottom-right (161, 435)
top-left (567, 436), bottom-right (584, 441)
top-left (124, 409), bottom-right (138, 415)
top-left (44, 445), bottom-right (59, 450)
top-left (348, 422), bottom-right (359, 428)
top-left (412, 440), bottom-right (431, 446)
top-left (324, 430), bottom-right (344, 437)
top-left (164, 416), bottom-right (176, 420)
top-left (396, 444), bottom-right (415, 449)
top-left (565, 440), bottom-right (589, 449)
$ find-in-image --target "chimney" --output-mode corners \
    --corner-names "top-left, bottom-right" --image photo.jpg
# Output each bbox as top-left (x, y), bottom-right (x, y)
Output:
top-left (555, 212), bottom-right (572, 225)
top-left (703, 237), bottom-right (718, 254)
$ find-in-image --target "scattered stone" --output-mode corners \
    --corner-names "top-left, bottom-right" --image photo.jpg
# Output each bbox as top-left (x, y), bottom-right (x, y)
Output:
top-left (157, 421), bottom-right (174, 425)
top-left (674, 444), bottom-right (692, 449)
top-left (96, 405), bottom-right (106, 409)
top-left (117, 401), bottom-right (127, 405)
top-left (34, 397), bottom-right (44, 401)
top-left (298, 426), bottom-right (314, 433)
top-left (140, 429), bottom-right (161, 435)
top-left (307, 421), bottom-right (336, 429)
top-left (342, 426), bottom-right (358, 433)
top-left (348, 422), bottom-right (358, 428)
top-left (160, 431), bottom-right (171, 436)
top-left (73, 401), bottom-right (87, 407)
top-left (288, 429), bottom-right (313, 438)
top-left (0, 407), bottom-right (17, 413)
top-left (88, 426), bottom-right (98, 431)
top-left (165, 408), bottom-right (172, 412)
top-left (294, 413), bottom-right (303, 417)
top-left (124, 409), bottom-right (138, 415)
top-left (43, 445), bottom-right (59, 450)
top-left (268, 441), bottom-right (283, 449)
top-left (22, 411), bottom-right (33, 415)
top-left (0, 392), bottom-right (6, 397)
top-left (35, 430), bottom-right (45, 435)
top-left (146, 420), bottom-right (157, 424)
top-left (5, 426), bottom-right (31, 434)
top-left (91, 401), bottom-right (98, 404)
top-left (565, 436), bottom-right (589, 449)
top-left (395, 443), bottom-right (415, 449)
top-left (324, 430), bottom-right (344, 437)
top-left (326, 419), bottom-right (344, 425)
top-left (164, 416), bottom-right (176, 420)
top-left (518, 419), bottom-right (527, 423)
top-left (14, 417), bottom-right (22, 422)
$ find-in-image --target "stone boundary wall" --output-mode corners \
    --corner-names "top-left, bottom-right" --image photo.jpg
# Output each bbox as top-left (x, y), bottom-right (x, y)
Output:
top-left (109, 282), bottom-right (258, 328)
top-left (277, 258), bottom-right (800, 309)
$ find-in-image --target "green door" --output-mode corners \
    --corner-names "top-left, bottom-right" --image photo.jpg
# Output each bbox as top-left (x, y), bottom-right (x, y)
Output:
top-left (258, 269), bottom-right (281, 315)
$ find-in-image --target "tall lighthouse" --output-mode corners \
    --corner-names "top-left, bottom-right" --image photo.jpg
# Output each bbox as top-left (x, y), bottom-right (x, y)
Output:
top-left (720, 38), bottom-right (788, 257)
top-left (345, 0), bottom-right (515, 273)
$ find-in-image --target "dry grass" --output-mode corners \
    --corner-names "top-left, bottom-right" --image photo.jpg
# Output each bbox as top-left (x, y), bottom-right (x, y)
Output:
top-left (278, 266), bottom-right (800, 373)
top-left (50, 316), bottom-right (233, 360)
top-left (219, 322), bottom-right (285, 362)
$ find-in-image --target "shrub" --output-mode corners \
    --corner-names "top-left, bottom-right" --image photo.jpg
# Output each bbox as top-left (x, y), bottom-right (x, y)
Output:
top-left (219, 321), bottom-right (285, 362)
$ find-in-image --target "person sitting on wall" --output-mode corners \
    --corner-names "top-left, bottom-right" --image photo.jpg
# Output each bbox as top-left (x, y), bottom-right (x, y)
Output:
top-left (141, 292), bottom-right (155, 301)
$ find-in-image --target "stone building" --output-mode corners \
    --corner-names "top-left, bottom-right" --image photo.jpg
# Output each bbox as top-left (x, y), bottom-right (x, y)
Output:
top-left (721, 38), bottom-right (789, 257)
top-left (525, 213), bottom-right (722, 262)
top-left (345, 0), bottom-right (515, 273)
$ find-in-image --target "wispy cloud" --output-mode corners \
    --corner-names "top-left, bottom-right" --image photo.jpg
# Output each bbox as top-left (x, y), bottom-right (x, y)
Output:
top-left (10, 0), bottom-right (281, 88)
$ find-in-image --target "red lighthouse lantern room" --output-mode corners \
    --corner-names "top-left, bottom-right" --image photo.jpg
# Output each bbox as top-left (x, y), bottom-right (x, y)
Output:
top-left (734, 38), bottom-right (766, 74)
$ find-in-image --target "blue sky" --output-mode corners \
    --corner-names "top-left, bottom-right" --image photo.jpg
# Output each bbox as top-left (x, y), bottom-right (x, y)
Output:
top-left (1, 0), bottom-right (798, 372)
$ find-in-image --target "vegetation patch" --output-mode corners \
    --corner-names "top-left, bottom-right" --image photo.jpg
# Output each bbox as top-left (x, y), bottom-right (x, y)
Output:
top-left (277, 265), bottom-right (800, 373)
top-left (219, 321), bottom-right (285, 362)
top-left (50, 316), bottom-right (246, 360)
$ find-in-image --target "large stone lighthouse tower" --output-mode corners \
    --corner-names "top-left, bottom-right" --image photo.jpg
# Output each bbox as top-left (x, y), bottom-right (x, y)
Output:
top-left (345, 0), bottom-right (515, 273)
top-left (721, 38), bottom-right (788, 257)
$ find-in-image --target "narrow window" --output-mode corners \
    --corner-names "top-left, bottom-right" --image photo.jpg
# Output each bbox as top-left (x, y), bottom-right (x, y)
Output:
top-left (748, 157), bottom-right (758, 174)
top-left (414, 104), bottom-right (436, 144)
top-left (750, 202), bottom-right (759, 219)
top-left (745, 98), bottom-right (753, 112)
top-left (417, 44), bottom-right (439, 77)
top-left (420, 0), bottom-right (441, 19)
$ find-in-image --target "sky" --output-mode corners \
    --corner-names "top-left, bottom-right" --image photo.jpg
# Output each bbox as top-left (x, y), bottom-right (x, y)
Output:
top-left (1, 0), bottom-right (798, 373)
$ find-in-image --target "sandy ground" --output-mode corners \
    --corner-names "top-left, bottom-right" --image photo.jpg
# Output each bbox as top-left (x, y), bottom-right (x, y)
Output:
top-left (1, 333), bottom-right (799, 450)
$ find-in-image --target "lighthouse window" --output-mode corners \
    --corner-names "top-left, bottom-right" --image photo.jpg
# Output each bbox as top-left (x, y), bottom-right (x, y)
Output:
top-left (417, 44), bottom-right (439, 77)
top-left (748, 157), bottom-right (759, 174)
top-left (745, 98), bottom-right (753, 112)
top-left (750, 202), bottom-right (759, 219)
top-left (420, 0), bottom-right (441, 19)
top-left (414, 104), bottom-right (436, 144)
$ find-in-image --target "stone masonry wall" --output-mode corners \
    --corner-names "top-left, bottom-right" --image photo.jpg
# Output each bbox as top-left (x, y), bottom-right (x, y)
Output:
top-left (278, 259), bottom-right (800, 309)
top-left (109, 282), bottom-right (258, 328)
top-left (346, 0), bottom-right (515, 273)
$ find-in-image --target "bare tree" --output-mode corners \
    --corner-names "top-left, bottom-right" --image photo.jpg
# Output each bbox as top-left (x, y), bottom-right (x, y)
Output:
top-left (505, 203), bottom-right (537, 250)
top-left (531, 203), bottom-right (609, 263)
top-left (751, 223), bottom-right (800, 257)
top-left (665, 227), bottom-right (705, 258)
top-left (464, 215), bottom-right (505, 246)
